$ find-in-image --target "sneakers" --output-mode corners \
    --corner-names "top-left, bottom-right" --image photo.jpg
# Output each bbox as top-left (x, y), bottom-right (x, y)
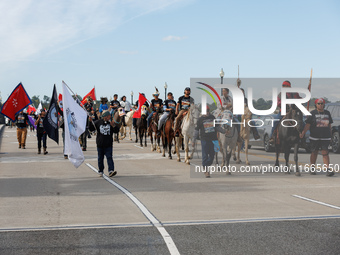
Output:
top-left (82, 147), bottom-right (86, 151)
top-left (204, 172), bottom-right (210, 178)
top-left (19, 144), bottom-right (21, 149)
top-left (268, 137), bottom-right (274, 145)
top-left (109, 170), bottom-right (117, 177)
top-left (64, 155), bottom-right (68, 159)
top-left (326, 170), bottom-right (334, 177)
top-left (98, 171), bottom-right (103, 177)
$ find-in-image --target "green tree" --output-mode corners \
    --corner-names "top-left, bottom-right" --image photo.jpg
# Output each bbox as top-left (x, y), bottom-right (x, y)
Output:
top-left (31, 95), bottom-right (40, 108)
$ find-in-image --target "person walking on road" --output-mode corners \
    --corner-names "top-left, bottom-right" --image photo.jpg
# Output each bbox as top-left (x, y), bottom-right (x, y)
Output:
top-left (15, 110), bottom-right (29, 149)
top-left (34, 110), bottom-right (48, 155)
top-left (300, 98), bottom-right (334, 176)
top-left (194, 106), bottom-right (226, 178)
top-left (89, 110), bottom-right (117, 177)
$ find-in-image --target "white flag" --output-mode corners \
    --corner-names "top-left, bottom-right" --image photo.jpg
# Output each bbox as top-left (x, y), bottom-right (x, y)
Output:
top-left (35, 102), bottom-right (42, 115)
top-left (62, 81), bottom-right (87, 168)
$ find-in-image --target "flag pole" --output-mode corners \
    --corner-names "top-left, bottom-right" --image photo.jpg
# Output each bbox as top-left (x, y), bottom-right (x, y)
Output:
top-left (62, 81), bottom-right (98, 131)
top-left (306, 68), bottom-right (313, 111)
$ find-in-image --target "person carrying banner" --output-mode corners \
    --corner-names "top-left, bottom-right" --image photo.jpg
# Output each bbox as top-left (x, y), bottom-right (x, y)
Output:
top-left (15, 110), bottom-right (29, 149)
top-left (35, 110), bottom-right (48, 155)
top-left (89, 110), bottom-right (117, 177)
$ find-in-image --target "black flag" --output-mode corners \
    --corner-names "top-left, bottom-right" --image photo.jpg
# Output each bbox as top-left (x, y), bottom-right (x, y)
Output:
top-left (43, 84), bottom-right (59, 144)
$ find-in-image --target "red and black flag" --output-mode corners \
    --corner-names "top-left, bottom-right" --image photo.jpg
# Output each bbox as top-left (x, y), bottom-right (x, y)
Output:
top-left (0, 83), bottom-right (32, 121)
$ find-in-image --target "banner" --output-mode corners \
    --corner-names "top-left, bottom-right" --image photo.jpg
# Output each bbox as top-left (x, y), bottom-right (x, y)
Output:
top-left (132, 93), bottom-right (147, 118)
top-left (43, 84), bottom-right (59, 144)
top-left (62, 81), bottom-right (87, 168)
top-left (81, 87), bottom-right (96, 105)
top-left (0, 83), bottom-right (32, 121)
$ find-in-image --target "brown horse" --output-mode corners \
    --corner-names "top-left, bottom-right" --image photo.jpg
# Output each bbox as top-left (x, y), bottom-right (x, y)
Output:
top-left (135, 105), bottom-right (148, 147)
top-left (148, 111), bottom-right (161, 153)
top-left (234, 105), bottom-right (252, 165)
top-left (112, 107), bottom-right (126, 143)
top-left (161, 110), bottom-right (175, 159)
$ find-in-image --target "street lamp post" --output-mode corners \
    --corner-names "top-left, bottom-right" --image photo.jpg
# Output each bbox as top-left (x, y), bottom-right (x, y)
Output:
top-left (220, 68), bottom-right (224, 84)
top-left (131, 91), bottom-right (134, 104)
top-left (164, 82), bottom-right (168, 99)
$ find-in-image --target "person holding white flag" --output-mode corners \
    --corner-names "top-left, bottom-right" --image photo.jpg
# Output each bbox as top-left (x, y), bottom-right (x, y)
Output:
top-left (62, 81), bottom-right (87, 168)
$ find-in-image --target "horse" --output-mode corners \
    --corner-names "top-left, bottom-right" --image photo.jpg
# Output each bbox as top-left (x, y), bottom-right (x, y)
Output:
top-left (234, 106), bottom-right (252, 165)
top-left (119, 109), bottom-right (135, 141)
top-left (217, 109), bottom-right (239, 174)
top-left (175, 104), bottom-right (198, 164)
top-left (148, 109), bottom-right (162, 153)
top-left (161, 109), bottom-right (176, 159)
top-left (112, 107), bottom-right (126, 143)
top-left (274, 105), bottom-right (304, 176)
top-left (135, 105), bottom-right (148, 147)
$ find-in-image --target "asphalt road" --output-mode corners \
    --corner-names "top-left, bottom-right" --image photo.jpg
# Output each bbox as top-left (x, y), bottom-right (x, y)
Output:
top-left (0, 126), bottom-right (339, 254)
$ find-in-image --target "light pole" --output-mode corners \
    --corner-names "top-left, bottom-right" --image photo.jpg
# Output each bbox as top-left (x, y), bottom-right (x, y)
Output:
top-left (164, 82), bottom-right (168, 99)
top-left (0, 91), bottom-right (2, 104)
top-left (220, 68), bottom-right (224, 84)
top-left (131, 91), bottom-right (134, 104)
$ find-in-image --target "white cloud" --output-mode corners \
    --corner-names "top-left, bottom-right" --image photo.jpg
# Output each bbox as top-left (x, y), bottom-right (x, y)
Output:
top-left (0, 0), bottom-right (185, 63)
top-left (162, 35), bottom-right (186, 41)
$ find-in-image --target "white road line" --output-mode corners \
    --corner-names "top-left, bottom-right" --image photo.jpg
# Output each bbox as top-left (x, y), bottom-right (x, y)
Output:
top-left (86, 163), bottom-right (180, 255)
top-left (162, 214), bottom-right (340, 226)
top-left (293, 195), bottom-right (340, 210)
top-left (0, 223), bottom-right (152, 233)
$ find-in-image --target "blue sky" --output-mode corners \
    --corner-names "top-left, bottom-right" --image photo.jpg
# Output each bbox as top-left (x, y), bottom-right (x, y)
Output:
top-left (1, 0), bottom-right (339, 104)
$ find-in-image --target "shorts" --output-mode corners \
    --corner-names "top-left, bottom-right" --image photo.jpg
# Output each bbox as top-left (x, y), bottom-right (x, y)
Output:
top-left (310, 139), bottom-right (330, 152)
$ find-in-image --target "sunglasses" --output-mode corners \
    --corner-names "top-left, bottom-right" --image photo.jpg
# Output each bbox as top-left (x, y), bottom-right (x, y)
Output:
top-left (317, 103), bottom-right (324, 105)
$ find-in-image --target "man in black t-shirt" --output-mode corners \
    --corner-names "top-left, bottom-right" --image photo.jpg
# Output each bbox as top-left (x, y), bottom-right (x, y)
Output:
top-left (34, 110), bottom-right (48, 154)
top-left (110, 94), bottom-right (121, 114)
top-left (89, 110), bottom-right (117, 177)
top-left (147, 88), bottom-right (163, 129)
top-left (174, 87), bottom-right (194, 137)
top-left (194, 106), bottom-right (226, 177)
top-left (15, 110), bottom-right (29, 149)
top-left (300, 98), bottom-right (334, 176)
top-left (158, 92), bottom-right (176, 135)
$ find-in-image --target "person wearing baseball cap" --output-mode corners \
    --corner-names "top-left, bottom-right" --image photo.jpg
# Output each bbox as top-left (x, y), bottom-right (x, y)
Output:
top-left (88, 110), bottom-right (118, 177)
top-left (174, 87), bottom-right (194, 137)
top-left (300, 98), bottom-right (334, 176)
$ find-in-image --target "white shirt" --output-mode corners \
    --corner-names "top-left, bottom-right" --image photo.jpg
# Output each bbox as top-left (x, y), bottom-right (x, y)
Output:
top-left (120, 100), bottom-right (131, 111)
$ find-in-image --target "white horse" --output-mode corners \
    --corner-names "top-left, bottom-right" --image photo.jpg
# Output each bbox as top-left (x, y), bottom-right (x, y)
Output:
top-left (119, 109), bottom-right (135, 141)
top-left (175, 104), bottom-right (198, 164)
top-left (216, 109), bottom-right (239, 174)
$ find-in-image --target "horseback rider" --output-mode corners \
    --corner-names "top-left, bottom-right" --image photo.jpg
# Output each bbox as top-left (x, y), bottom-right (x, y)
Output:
top-left (221, 88), bottom-right (233, 110)
top-left (174, 87), bottom-right (194, 137)
top-left (133, 93), bottom-right (149, 128)
top-left (147, 88), bottom-right (163, 131)
top-left (120, 95), bottom-right (131, 126)
top-left (110, 94), bottom-right (121, 115)
top-left (99, 97), bottom-right (108, 117)
top-left (157, 92), bottom-right (176, 136)
top-left (269, 80), bottom-right (301, 144)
